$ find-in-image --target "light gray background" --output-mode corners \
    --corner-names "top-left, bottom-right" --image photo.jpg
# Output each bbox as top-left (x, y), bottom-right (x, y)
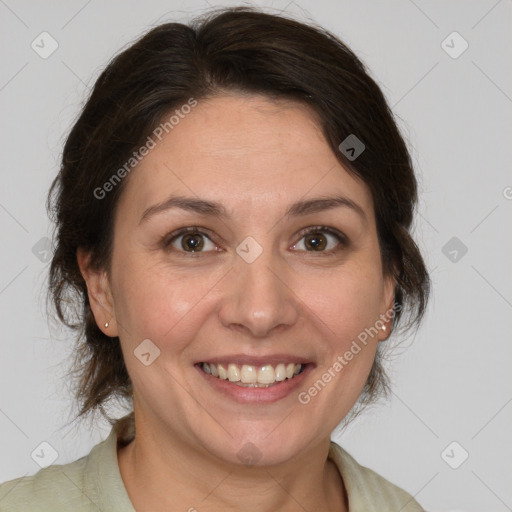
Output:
top-left (1, 1), bottom-right (511, 510)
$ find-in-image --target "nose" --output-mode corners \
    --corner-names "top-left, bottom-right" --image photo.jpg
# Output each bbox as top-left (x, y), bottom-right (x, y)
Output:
top-left (218, 249), bottom-right (300, 339)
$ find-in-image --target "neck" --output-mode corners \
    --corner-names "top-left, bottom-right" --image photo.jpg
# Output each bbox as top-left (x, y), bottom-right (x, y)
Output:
top-left (117, 412), bottom-right (347, 512)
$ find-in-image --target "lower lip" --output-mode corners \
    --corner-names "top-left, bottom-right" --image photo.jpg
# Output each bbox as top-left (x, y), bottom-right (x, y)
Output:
top-left (195, 364), bottom-right (313, 404)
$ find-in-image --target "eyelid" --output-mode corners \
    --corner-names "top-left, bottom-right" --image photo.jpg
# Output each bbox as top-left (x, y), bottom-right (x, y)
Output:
top-left (291, 225), bottom-right (349, 253)
top-left (294, 225), bottom-right (347, 241)
top-left (162, 226), bottom-right (220, 252)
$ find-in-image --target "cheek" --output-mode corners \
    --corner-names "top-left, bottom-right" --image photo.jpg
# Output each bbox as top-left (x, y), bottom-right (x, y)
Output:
top-left (291, 269), bottom-right (384, 432)
top-left (112, 253), bottom-right (224, 352)
top-left (301, 264), bottom-right (385, 345)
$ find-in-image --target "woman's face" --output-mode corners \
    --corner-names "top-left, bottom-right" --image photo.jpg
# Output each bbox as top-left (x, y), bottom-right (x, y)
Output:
top-left (88, 94), bottom-right (394, 466)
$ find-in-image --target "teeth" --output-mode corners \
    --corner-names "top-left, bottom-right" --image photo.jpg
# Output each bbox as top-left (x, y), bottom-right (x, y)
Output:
top-left (275, 363), bottom-right (286, 381)
top-left (217, 364), bottom-right (227, 380)
top-left (201, 362), bottom-right (304, 386)
top-left (257, 365), bottom-right (275, 384)
top-left (227, 363), bottom-right (241, 382)
top-left (241, 364), bottom-right (257, 383)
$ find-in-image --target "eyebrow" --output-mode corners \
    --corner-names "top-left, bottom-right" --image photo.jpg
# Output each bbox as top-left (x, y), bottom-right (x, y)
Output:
top-left (139, 194), bottom-right (367, 225)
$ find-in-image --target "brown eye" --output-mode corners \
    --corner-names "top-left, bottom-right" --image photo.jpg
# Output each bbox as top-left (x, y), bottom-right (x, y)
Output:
top-left (292, 227), bottom-right (347, 253)
top-left (181, 233), bottom-right (205, 252)
top-left (304, 232), bottom-right (327, 251)
top-left (165, 228), bottom-right (217, 253)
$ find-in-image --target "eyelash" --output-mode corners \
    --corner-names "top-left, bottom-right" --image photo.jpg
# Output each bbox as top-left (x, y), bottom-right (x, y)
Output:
top-left (162, 225), bottom-right (349, 256)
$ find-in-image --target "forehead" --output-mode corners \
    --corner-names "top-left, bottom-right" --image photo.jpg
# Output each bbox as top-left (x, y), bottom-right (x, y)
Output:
top-left (118, 94), bottom-right (374, 220)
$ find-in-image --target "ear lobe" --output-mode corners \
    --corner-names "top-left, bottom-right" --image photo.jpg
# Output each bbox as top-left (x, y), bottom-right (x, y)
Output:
top-left (379, 273), bottom-right (397, 342)
top-left (77, 248), bottom-right (117, 336)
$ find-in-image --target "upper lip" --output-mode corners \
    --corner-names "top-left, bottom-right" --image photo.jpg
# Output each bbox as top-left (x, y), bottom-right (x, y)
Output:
top-left (196, 354), bottom-right (313, 366)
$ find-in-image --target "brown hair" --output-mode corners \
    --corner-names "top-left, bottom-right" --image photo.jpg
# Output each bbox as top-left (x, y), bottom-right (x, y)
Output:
top-left (47, 6), bottom-right (430, 422)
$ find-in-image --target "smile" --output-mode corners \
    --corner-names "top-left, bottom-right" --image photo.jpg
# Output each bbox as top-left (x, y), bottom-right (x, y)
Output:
top-left (200, 362), bottom-right (304, 387)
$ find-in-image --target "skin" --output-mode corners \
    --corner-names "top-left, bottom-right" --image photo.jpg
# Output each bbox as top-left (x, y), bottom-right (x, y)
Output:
top-left (78, 93), bottom-right (395, 512)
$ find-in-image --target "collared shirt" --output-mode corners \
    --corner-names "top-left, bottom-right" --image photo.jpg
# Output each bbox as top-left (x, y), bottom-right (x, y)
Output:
top-left (0, 412), bottom-right (423, 511)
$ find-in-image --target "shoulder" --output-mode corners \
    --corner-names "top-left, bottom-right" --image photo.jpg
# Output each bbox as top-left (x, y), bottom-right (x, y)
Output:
top-left (0, 413), bottom-right (136, 512)
top-left (329, 441), bottom-right (424, 511)
top-left (0, 455), bottom-right (93, 511)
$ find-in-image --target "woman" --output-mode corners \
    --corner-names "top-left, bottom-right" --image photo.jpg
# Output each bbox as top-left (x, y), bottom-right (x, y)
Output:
top-left (0, 7), bottom-right (429, 511)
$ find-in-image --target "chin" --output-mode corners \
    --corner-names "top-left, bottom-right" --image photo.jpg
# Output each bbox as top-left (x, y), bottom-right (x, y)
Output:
top-left (202, 426), bottom-right (314, 469)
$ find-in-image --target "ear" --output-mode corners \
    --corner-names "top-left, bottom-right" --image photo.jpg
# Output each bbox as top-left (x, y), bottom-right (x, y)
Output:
top-left (77, 248), bottom-right (118, 337)
top-left (378, 272), bottom-right (397, 342)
